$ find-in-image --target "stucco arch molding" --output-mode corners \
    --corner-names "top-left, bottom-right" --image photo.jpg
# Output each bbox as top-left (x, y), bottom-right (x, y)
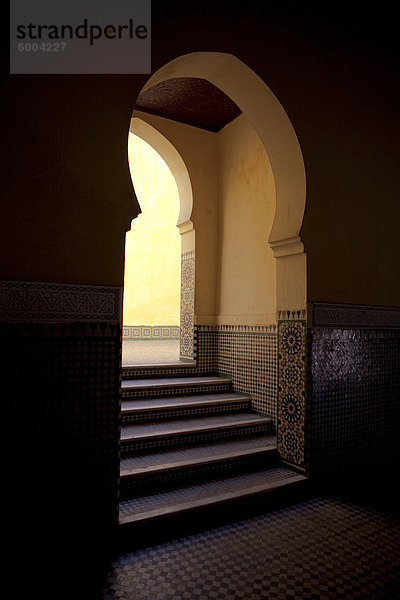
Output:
top-left (129, 116), bottom-right (194, 233)
top-left (143, 51), bottom-right (306, 259)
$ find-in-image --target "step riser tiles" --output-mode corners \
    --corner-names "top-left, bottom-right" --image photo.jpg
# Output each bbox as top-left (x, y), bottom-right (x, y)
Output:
top-left (120, 422), bottom-right (272, 456)
top-left (121, 382), bottom-right (232, 400)
top-left (120, 450), bottom-right (279, 498)
top-left (121, 400), bottom-right (251, 423)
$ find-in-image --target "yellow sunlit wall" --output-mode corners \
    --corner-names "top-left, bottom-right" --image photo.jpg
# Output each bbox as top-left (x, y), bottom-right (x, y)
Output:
top-left (123, 133), bottom-right (181, 326)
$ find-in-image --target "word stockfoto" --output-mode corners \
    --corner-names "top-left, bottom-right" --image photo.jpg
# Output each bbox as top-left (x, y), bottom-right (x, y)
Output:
top-left (16, 19), bottom-right (148, 45)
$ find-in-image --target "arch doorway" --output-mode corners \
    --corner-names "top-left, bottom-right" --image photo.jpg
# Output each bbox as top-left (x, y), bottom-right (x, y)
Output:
top-left (122, 133), bottom-right (182, 365)
top-left (123, 114), bottom-right (195, 366)
top-left (124, 52), bottom-right (308, 468)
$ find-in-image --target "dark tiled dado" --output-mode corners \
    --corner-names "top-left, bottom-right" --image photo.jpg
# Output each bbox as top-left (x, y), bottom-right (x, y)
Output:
top-left (310, 325), bottom-right (400, 476)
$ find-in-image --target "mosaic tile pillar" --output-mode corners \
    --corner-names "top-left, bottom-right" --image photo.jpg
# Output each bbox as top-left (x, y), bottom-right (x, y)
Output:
top-left (180, 251), bottom-right (195, 359)
top-left (277, 313), bottom-right (308, 470)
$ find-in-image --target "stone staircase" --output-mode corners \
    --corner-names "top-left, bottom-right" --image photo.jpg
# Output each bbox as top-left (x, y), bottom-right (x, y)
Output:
top-left (118, 367), bottom-right (308, 538)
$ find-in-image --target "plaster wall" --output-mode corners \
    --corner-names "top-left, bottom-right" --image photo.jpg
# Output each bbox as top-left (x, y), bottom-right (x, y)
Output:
top-left (132, 111), bottom-right (277, 327)
top-left (131, 110), bottom-right (220, 324)
top-left (217, 114), bottom-right (276, 325)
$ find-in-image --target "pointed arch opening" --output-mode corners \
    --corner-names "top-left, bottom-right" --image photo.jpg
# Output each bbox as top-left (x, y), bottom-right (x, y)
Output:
top-left (122, 117), bottom-right (195, 365)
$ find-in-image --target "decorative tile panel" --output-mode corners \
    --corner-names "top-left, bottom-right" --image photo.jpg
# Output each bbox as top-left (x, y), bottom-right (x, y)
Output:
top-left (196, 325), bottom-right (278, 425)
top-left (180, 252), bottom-right (195, 358)
top-left (278, 320), bottom-right (307, 469)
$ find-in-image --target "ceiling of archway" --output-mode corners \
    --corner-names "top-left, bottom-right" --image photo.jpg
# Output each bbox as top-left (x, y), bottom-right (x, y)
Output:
top-left (135, 77), bottom-right (242, 132)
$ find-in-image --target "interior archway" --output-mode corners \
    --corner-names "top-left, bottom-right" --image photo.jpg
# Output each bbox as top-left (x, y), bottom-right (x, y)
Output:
top-left (127, 117), bottom-right (196, 362)
top-left (141, 51), bottom-right (307, 314)
top-left (125, 51), bottom-right (308, 468)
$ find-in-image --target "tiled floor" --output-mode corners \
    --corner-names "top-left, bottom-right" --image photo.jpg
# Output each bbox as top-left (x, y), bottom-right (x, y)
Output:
top-left (102, 486), bottom-right (400, 600)
top-left (122, 340), bottom-right (181, 365)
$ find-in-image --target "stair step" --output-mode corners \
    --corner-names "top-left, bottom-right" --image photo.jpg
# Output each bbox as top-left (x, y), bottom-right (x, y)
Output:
top-left (121, 413), bottom-right (271, 441)
top-left (121, 392), bottom-right (249, 412)
top-left (122, 363), bottom-right (196, 379)
top-left (121, 375), bottom-right (231, 399)
top-left (120, 435), bottom-right (277, 476)
top-left (120, 413), bottom-right (272, 455)
top-left (120, 435), bottom-right (278, 496)
top-left (119, 467), bottom-right (307, 526)
top-left (121, 392), bottom-right (250, 422)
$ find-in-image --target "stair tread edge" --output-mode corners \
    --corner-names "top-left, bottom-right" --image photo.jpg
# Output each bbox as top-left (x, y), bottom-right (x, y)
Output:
top-left (120, 445), bottom-right (278, 477)
top-left (119, 474), bottom-right (307, 524)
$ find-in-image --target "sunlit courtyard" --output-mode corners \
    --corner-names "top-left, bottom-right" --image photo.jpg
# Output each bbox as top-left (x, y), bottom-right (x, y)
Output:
top-left (122, 132), bottom-right (181, 365)
top-left (122, 339), bottom-right (180, 365)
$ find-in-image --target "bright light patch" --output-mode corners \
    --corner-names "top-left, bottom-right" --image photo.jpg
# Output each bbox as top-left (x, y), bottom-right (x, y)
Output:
top-left (123, 133), bottom-right (181, 326)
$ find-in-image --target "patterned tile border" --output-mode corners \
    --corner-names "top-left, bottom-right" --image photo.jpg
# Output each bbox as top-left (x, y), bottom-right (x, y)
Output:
top-left (277, 319), bottom-right (307, 470)
top-left (123, 325), bottom-right (180, 340)
top-left (1, 320), bottom-right (120, 339)
top-left (198, 324), bottom-right (277, 334)
top-left (0, 280), bottom-right (121, 323)
top-left (277, 309), bottom-right (307, 322)
top-left (310, 302), bottom-right (400, 329)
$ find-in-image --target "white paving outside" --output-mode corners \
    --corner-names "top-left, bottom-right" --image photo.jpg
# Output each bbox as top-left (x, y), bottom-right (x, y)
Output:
top-left (122, 340), bottom-right (181, 365)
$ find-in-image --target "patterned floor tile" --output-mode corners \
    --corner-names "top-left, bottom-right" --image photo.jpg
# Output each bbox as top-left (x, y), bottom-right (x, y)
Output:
top-left (103, 496), bottom-right (400, 599)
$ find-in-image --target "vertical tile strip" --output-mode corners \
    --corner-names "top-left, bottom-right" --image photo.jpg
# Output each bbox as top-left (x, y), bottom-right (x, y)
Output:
top-left (180, 252), bottom-right (195, 359)
top-left (278, 319), bottom-right (307, 469)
